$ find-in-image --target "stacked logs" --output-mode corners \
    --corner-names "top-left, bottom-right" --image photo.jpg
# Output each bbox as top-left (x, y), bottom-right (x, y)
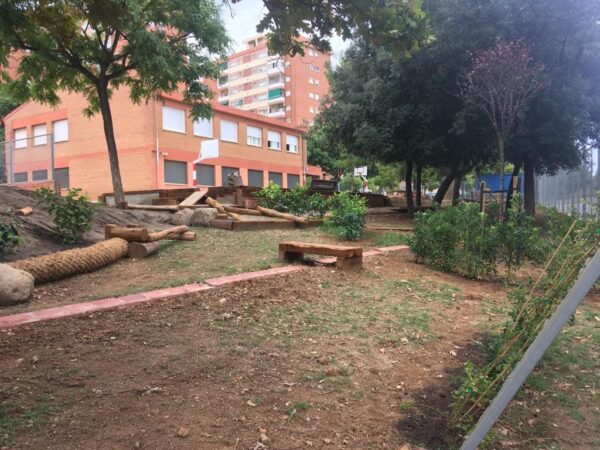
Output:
top-left (105, 224), bottom-right (196, 259)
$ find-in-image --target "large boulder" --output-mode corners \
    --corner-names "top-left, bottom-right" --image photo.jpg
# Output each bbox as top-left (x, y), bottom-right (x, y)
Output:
top-left (171, 208), bottom-right (194, 226)
top-left (191, 208), bottom-right (218, 227)
top-left (0, 263), bottom-right (34, 306)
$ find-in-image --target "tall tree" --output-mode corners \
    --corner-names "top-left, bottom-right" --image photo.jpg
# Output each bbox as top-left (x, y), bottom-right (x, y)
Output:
top-left (458, 40), bottom-right (546, 214)
top-left (0, 0), bottom-right (229, 203)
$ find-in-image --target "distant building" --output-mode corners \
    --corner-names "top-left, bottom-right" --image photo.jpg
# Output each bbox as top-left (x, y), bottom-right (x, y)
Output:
top-left (217, 35), bottom-right (331, 129)
top-left (2, 88), bottom-right (322, 200)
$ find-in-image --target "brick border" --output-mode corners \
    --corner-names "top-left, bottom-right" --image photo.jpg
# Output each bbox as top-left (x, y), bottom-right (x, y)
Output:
top-left (0, 245), bottom-right (409, 330)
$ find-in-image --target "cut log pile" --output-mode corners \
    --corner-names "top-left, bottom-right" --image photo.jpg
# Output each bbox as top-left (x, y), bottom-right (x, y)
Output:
top-left (105, 223), bottom-right (196, 259)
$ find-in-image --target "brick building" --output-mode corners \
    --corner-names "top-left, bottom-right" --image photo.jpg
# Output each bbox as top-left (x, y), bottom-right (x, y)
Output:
top-left (218, 35), bottom-right (330, 128)
top-left (2, 87), bottom-right (322, 200)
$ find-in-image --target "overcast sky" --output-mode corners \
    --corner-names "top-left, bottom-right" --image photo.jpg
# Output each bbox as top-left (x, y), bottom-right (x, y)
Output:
top-left (221, 0), bottom-right (349, 64)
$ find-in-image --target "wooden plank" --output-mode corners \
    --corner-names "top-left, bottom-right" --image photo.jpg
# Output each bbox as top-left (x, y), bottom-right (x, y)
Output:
top-left (105, 224), bottom-right (150, 242)
top-left (167, 231), bottom-right (196, 241)
top-left (210, 219), bottom-right (234, 230)
top-left (127, 204), bottom-right (179, 212)
top-left (179, 188), bottom-right (208, 207)
top-left (224, 206), bottom-right (263, 216)
top-left (147, 225), bottom-right (188, 242)
top-left (206, 196), bottom-right (242, 221)
top-left (279, 241), bottom-right (362, 258)
top-left (257, 206), bottom-right (309, 224)
top-left (177, 204), bottom-right (209, 210)
top-left (15, 207), bottom-right (33, 216)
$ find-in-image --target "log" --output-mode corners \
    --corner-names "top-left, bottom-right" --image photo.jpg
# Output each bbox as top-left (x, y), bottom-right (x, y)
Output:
top-left (206, 196), bottom-right (242, 221)
top-left (257, 206), bottom-right (309, 224)
top-left (16, 207), bottom-right (33, 216)
top-left (223, 205), bottom-right (263, 216)
top-left (167, 231), bottom-right (196, 241)
top-left (147, 225), bottom-right (188, 242)
top-left (105, 224), bottom-right (150, 242)
top-left (127, 204), bottom-right (179, 212)
top-left (128, 242), bottom-right (161, 259)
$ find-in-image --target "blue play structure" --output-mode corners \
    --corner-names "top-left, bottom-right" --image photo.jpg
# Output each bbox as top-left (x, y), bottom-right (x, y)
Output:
top-left (475, 174), bottom-right (524, 193)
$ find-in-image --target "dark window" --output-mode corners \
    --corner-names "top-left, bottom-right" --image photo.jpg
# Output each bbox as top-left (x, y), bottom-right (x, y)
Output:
top-left (14, 172), bottom-right (27, 183)
top-left (54, 168), bottom-right (70, 189)
top-left (32, 169), bottom-right (48, 181)
top-left (248, 170), bottom-right (264, 187)
top-left (287, 174), bottom-right (300, 189)
top-left (268, 171), bottom-right (283, 186)
top-left (164, 160), bottom-right (188, 184)
top-left (196, 164), bottom-right (215, 186)
top-left (221, 166), bottom-right (240, 186)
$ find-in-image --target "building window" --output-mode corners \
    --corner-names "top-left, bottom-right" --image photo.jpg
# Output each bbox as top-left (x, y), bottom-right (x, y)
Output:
top-left (32, 169), bottom-right (48, 181)
top-left (309, 92), bottom-right (315, 99)
top-left (287, 174), bottom-right (300, 188)
top-left (315, 94), bottom-right (320, 101)
top-left (309, 107), bottom-right (315, 114)
top-left (162, 106), bottom-right (186, 133)
top-left (286, 135), bottom-right (299, 153)
top-left (54, 167), bottom-right (69, 189)
top-left (309, 77), bottom-right (313, 84)
top-left (267, 131), bottom-right (281, 150)
top-left (248, 169), bottom-right (264, 187)
top-left (164, 160), bottom-right (188, 184)
top-left (268, 171), bottom-right (283, 186)
top-left (14, 128), bottom-right (27, 149)
top-left (196, 164), bottom-right (215, 186)
top-left (33, 124), bottom-right (47, 146)
top-left (221, 166), bottom-right (239, 187)
top-left (193, 118), bottom-right (213, 137)
top-left (220, 119), bottom-right (238, 142)
top-left (314, 79), bottom-right (320, 86)
top-left (247, 126), bottom-right (262, 147)
top-left (309, 64), bottom-right (320, 72)
top-left (14, 172), bottom-right (28, 183)
top-left (53, 119), bottom-right (69, 142)
top-left (285, 90), bottom-right (291, 97)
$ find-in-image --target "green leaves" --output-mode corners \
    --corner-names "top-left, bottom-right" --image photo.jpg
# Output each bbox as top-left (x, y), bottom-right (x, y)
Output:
top-left (0, 220), bottom-right (21, 260)
top-left (35, 187), bottom-right (95, 244)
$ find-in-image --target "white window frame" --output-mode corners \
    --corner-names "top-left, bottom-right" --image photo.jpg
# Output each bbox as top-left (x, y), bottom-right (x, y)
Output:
top-left (246, 126), bottom-right (262, 147)
top-left (162, 106), bottom-right (186, 133)
top-left (267, 130), bottom-right (281, 150)
top-left (53, 120), bottom-right (69, 143)
top-left (33, 124), bottom-right (47, 146)
top-left (14, 128), bottom-right (27, 149)
top-left (286, 135), bottom-right (299, 153)
top-left (315, 94), bottom-right (320, 101)
top-left (220, 119), bottom-right (238, 143)
top-left (193, 117), bottom-right (213, 137)
top-left (309, 92), bottom-right (315, 99)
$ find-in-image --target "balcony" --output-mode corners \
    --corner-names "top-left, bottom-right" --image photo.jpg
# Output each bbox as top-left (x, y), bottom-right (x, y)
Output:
top-left (268, 110), bottom-right (285, 118)
top-left (217, 77), bottom-right (228, 88)
top-left (218, 95), bottom-right (229, 103)
top-left (268, 77), bottom-right (285, 89)
top-left (268, 88), bottom-right (284, 105)
top-left (267, 61), bottom-right (284, 74)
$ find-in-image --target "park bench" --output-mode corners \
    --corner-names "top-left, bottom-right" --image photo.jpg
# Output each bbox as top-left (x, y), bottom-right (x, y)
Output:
top-left (278, 241), bottom-right (363, 271)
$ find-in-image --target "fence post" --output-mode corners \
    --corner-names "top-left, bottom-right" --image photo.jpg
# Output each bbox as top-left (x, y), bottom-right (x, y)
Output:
top-left (8, 141), bottom-right (14, 184)
top-left (50, 133), bottom-right (57, 192)
top-left (479, 181), bottom-right (486, 213)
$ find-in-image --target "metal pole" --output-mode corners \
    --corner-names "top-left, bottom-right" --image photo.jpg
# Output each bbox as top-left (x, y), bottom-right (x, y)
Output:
top-left (461, 248), bottom-right (600, 450)
top-left (50, 133), bottom-right (56, 191)
top-left (9, 141), bottom-right (14, 184)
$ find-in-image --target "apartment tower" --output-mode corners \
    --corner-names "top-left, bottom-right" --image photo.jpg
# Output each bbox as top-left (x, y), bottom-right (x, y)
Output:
top-left (217, 35), bottom-right (330, 129)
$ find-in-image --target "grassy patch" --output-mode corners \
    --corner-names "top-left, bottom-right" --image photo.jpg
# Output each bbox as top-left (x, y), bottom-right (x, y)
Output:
top-left (0, 402), bottom-right (53, 446)
top-left (375, 232), bottom-right (411, 247)
top-left (286, 401), bottom-right (310, 421)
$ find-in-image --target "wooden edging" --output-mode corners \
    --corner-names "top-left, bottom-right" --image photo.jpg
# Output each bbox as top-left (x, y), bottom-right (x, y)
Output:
top-left (0, 245), bottom-right (409, 330)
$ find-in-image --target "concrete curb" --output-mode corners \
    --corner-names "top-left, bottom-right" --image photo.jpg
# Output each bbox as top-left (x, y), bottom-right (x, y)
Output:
top-left (0, 245), bottom-right (409, 330)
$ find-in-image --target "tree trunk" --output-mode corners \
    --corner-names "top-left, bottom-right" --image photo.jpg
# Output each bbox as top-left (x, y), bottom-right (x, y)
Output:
top-left (405, 159), bottom-right (414, 212)
top-left (433, 168), bottom-right (457, 205)
top-left (415, 163), bottom-right (422, 207)
top-left (505, 162), bottom-right (522, 212)
top-left (452, 173), bottom-right (463, 206)
top-left (523, 157), bottom-right (536, 216)
top-left (97, 82), bottom-right (125, 205)
top-left (498, 138), bottom-right (505, 218)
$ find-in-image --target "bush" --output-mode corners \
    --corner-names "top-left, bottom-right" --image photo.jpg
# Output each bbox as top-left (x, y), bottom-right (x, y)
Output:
top-left (253, 182), bottom-right (285, 210)
top-left (35, 187), bottom-right (94, 243)
top-left (0, 220), bottom-right (21, 259)
top-left (254, 183), bottom-right (329, 218)
top-left (411, 206), bottom-right (460, 272)
top-left (326, 192), bottom-right (367, 241)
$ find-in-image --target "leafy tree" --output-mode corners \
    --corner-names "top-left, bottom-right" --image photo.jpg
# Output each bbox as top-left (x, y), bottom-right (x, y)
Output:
top-left (458, 40), bottom-right (546, 214)
top-left (0, 0), bottom-right (229, 203)
top-left (370, 162), bottom-right (404, 192)
top-left (0, 93), bottom-right (19, 182)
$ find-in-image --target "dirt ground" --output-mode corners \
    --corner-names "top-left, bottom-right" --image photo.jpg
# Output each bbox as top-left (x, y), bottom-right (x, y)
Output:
top-left (0, 186), bottom-right (172, 261)
top-left (1, 251), bottom-right (598, 449)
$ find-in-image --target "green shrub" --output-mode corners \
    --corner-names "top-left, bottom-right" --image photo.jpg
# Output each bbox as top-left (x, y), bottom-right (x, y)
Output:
top-left (35, 187), bottom-right (94, 243)
top-left (326, 192), bottom-right (368, 241)
top-left (0, 220), bottom-right (21, 259)
top-left (410, 206), bottom-right (460, 272)
top-left (253, 182), bottom-right (285, 210)
top-left (254, 183), bottom-right (329, 218)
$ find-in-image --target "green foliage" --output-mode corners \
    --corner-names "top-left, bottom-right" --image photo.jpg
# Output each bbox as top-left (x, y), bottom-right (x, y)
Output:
top-left (35, 188), bottom-right (94, 244)
top-left (254, 182), bottom-right (328, 218)
top-left (411, 206), bottom-right (460, 272)
top-left (0, 218), bottom-right (21, 259)
top-left (375, 232), bottom-right (411, 247)
top-left (339, 174), bottom-right (363, 192)
top-left (326, 192), bottom-right (367, 241)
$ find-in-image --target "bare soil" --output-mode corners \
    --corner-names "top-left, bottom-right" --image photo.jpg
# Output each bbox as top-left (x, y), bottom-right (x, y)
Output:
top-left (1, 251), bottom-right (598, 449)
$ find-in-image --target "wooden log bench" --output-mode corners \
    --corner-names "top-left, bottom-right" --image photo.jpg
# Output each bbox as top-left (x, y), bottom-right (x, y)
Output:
top-left (278, 241), bottom-right (363, 271)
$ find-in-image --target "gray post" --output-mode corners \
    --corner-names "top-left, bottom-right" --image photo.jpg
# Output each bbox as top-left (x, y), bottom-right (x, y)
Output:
top-left (50, 133), bottom-right (56, 191)
top-left (8, 141), bottom-right (14, 184)
top-left (461, 248), bottom-right (600, 450)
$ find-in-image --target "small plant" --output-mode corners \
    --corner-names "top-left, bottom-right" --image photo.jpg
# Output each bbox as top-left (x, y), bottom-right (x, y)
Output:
top-left (326, 192), bottom-right (367, 241)
top-left (35, 187), bottom-right (94, 243)
top-left (286, 401), bottom-right (310, 421)
top-left (253, 183), bottom-right (329, 217)
top-left (253, 182), bottom-right (286, 210)
top-left (0, 219), bottom-right (21, 259)
top-left (410, 206), bottom-right (459, 272)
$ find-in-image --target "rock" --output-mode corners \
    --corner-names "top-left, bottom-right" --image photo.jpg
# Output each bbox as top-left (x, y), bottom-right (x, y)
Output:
top-left (191, 208), bottom-right (217, 227)
top-left (259, 433), bottom-right (269, 444)
top-left (0, 263), bottom-right (34, 306)
top-left (171, 208), bottom-right (194, 226)
top-left (176, 427), bottom-right (190, 438)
